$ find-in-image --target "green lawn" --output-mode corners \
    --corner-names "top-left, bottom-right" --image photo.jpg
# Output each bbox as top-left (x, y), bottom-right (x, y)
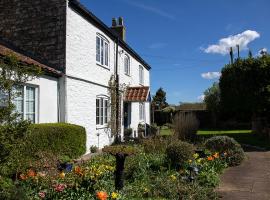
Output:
top-left (159, 126), bottom-right (173, 136)
top-left (197, 129), bottom-right (270, 150)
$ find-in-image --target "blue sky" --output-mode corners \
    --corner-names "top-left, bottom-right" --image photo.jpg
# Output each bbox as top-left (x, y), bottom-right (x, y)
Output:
top-left (80, 0), bottom-right (270, 104)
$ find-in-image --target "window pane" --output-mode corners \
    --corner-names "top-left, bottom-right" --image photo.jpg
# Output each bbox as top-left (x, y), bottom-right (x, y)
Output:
top-left (96, 99), bottom-right (100, 125)
top-left (104, 100), bottom-right (108, 124)
top-left (0, 89), bottom-right (8, 107)
top-left (96, 36), bottom-right (101, 62)
top-left (139, 66), bottom-right (144, 84)
top-left (25, 86), bottom-right (35, 123)
top-left (105, 42), bottom-right (108, 66)
top-left (124, 56), bottom-right (129, 74)
top-left (13, 86), bottom-right (24, 117)
top-left (100, 99), bottom-right (104, 125)
top-left (101, 40), bottom-right (104, 65)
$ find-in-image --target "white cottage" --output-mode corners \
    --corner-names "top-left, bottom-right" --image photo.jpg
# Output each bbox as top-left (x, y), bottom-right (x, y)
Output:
top-left (0, 0), bottom-right (151, 152)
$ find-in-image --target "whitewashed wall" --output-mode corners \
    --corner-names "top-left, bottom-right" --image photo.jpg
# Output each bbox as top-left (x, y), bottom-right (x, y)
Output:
top-left (66, 5), bottom-right (151, 151)
top-left (28, 75), bottom-right (59, 123)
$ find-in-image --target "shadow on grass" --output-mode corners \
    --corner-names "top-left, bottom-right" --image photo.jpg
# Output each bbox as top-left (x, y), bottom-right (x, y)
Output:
top-left (197, 130), bottom-right (270, 151)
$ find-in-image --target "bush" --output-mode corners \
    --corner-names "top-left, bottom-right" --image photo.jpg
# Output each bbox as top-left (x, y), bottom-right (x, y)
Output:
top-left (142, 135), bottom-right (174, 154)
top-left (165, 140), bottom-right (194, 168)
top-left (0, 123), bottom-right (86, 177)
top-left (205, 136), bottom-right (245, 166)
top-left (174, 111), bottom-right (199, 141)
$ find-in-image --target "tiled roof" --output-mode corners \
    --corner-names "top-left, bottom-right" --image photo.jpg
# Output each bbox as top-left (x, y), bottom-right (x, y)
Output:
top-left (125, 86), bottom-right (150, 102)
top-left (0, 43), bottom-right (63, 77)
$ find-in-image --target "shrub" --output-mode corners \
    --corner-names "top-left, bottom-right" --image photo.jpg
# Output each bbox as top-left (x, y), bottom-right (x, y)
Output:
top-left (205, 136), bottom-right (245, 166)
top-left (174, 111), bottom-right (199, 141)
top-left (90, 145), bottom-right (98, 153)
top-left (142, 135), bottom-right (174, 154)
top-left (165, 140), bottom-right (194, 168)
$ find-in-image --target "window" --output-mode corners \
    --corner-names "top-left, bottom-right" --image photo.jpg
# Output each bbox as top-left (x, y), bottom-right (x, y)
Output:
top-left (124, 54), bottom-right (130, 75)
top-left (139, 66), bottom-right (144, 85)
top-left (96, 96), bottom-right (109, 126)
top-left (139, 102), bottom-right (145, 120)
top-left (96, 35), bottom-right (109, 67)
top-left (0, 85), bottom-right (38, 123)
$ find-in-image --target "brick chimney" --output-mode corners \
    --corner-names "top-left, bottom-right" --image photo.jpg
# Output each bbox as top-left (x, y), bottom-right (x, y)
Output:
top-left (111, 17), bottom-right (126, 41)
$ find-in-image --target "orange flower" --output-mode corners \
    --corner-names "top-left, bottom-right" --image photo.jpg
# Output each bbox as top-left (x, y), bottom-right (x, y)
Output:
top-left (19, 173), bottom-right (27, 180)
top-left (27, 169), bottom-right (36, 177)
top-left (59, 171), bottom-right (65, 179)
top-left (207, 156), bottom-right (214, 161)
top-left (74, 166), bottom-right (83, 176)
top-left (96, 191), bottom-right (108, 200)
top-left (213, 153), bottom-right (219, 158)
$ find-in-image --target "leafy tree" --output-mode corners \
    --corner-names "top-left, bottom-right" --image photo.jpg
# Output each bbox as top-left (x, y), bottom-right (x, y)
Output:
top-left (204, 82), bottom-right (220, 127)
top-left (219, 55), bottom-right (270, 122)
top-left (0, 54), bottom-right (41, 175)
top-left (152, 87), bottom-right (168, 110)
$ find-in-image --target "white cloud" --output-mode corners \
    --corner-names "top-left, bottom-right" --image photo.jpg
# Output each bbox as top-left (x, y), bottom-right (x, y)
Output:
top-left (122, 0), bottom-right (175, 20)
top-left (148, 42), bottom-right (167, 49)
top-left (203, 30), bottom-right (260, 55)
top-left (197, 95), bottom-right (205, 101)
top-left (258, 48), bottom-right (268, 57)
top-left (201, 72), bottom-right (221, 80)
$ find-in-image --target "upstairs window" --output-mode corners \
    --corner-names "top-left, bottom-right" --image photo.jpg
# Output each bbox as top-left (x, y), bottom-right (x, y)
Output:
top-left (139, 65), bottom-right (144, 85)
top-left (124, 54), bottom-right (130, 76)
top-left (96, 96), bottom-right (109, 126)
top-left (96, 35), bottom-right (109, 67)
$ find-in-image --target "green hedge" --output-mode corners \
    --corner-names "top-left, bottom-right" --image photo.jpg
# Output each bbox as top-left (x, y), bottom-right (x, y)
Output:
top-left (26, 123), bottom-right (86, 159)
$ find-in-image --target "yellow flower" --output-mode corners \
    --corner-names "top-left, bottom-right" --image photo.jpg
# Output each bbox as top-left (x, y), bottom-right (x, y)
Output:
top-left (213, 152), bottom-right (219, 158)
top-left (59, 172), bottom-right (65, 179)
top-left (188, 159), bottom-right (193, 163)
top-left (111, 192), bottom-right (119, 199)
top-left (193, 153), bottom-right (199, 159)
top-left (170, 175), bottom-right (177, 181)
top-left (196, 158), bottom-right (203, 163)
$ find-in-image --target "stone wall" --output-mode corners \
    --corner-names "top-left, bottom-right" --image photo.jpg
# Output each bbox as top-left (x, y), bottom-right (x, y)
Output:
top-left (0, 0), bottom-right (67, 72)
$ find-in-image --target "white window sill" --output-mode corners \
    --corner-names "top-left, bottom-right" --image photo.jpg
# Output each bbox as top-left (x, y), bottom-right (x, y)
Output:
top-left (96, 125), bottom-right (109, 130)
top-left (125, 73), bottom-right (131, 77)
top-left (96, 63), bottom-right (110, 70)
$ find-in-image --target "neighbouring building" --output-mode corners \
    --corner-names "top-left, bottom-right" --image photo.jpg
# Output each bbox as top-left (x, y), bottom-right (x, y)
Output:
top-left (0, 0), bottom-right (151, 152)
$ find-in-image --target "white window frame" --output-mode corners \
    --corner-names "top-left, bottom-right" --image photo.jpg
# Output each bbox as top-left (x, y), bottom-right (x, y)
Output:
top-left (96, 34), bottom-right (110, 69)
top-left (139, 102), bottom-right (145, 121)
top-left (96, 95), bottom-right (109, 128)
top-left (124, 54), bottom-right (130, 76)
top-left (12, 85), bottom-right (39, 123)
top-left (139, 65), bottom-right (144, 85)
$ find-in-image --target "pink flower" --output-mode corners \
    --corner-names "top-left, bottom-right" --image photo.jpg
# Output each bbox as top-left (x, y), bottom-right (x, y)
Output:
top-left (53, 184), bottom-right (66, 192)
top-left (38, 191), bottom-right (46, 199)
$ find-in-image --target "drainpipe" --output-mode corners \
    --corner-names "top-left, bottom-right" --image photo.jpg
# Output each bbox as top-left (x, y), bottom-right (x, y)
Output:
top-left (115, 37), bottom-right (120, 143)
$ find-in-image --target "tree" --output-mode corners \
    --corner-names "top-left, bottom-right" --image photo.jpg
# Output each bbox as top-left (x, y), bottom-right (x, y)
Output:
top-left (219, 55), bottom-right (270, 125)
top-left (152, 87), bottom-right (168, 110)
top-left (0, 54), bottom-right (41, 174)
top-left (204, 82), bottom-right (220, 127)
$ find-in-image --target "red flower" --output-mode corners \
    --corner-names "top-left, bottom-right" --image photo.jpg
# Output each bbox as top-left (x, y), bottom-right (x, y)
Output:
top-left (27, 169), bottom-right (36, 177)
top-left (207, 156), bottom-right (214, 161)
top-left (38, 191), bottom-right (46, 199)
top-left (53, 184), bottom-right (66, 192)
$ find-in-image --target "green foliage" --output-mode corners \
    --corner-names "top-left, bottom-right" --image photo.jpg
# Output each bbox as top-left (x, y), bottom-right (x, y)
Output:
top-left (165, 140), bottom-right (194, 168)
top-left (152, 87), bottom-right (169, 111)
top-left (102, 145), bottom-right (138, 156)
top-left (220, 55), bottom-right (270, 119)
top-left (27, 123), bottom-right (86, 158)
top-left (205, 136), bottom-right (245, 166)
top-left (142, 135), bottom-right (174, 154)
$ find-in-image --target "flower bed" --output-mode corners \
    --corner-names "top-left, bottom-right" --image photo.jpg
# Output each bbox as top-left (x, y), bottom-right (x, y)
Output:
top-left (0, 136), bottom-right (243, 200)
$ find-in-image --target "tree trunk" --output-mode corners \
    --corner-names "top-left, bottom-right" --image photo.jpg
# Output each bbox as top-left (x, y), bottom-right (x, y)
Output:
top-left (115, 153), bottom-right (126, 190)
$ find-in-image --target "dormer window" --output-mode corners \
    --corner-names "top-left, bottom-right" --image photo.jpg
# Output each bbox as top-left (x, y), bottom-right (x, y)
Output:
top-left (96, 34), bottom-right (109, 68)
top-left (124, 54), bottom-right (130, 76)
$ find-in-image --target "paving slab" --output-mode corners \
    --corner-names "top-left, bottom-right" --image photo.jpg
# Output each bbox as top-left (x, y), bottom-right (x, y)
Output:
top-left (218, 151), bottom-right (270, 200)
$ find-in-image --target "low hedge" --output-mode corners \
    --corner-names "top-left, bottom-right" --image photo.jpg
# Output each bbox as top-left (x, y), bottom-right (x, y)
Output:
top-left (0, 123), bottom-right (86, 177)
top-left (26, 123), bottom-right (86, 159)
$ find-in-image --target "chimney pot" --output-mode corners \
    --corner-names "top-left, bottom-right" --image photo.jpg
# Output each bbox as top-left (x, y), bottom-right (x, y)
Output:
top-left (118, 17), bottom-right (124, 26)
top-left (112, 18), bottom-right (117, 27)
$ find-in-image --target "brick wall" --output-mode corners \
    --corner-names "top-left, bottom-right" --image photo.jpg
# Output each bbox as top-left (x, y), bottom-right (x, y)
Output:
top-left (0, 0), bottom-right (67, 72)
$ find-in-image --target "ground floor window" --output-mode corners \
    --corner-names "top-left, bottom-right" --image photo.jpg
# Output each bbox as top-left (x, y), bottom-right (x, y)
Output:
top-left (96, 96), bottom-right (109, 126)
top-left (139, 102), bottom-right (145, 120)
top-left (0, 85), bottom-right (38, 123)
